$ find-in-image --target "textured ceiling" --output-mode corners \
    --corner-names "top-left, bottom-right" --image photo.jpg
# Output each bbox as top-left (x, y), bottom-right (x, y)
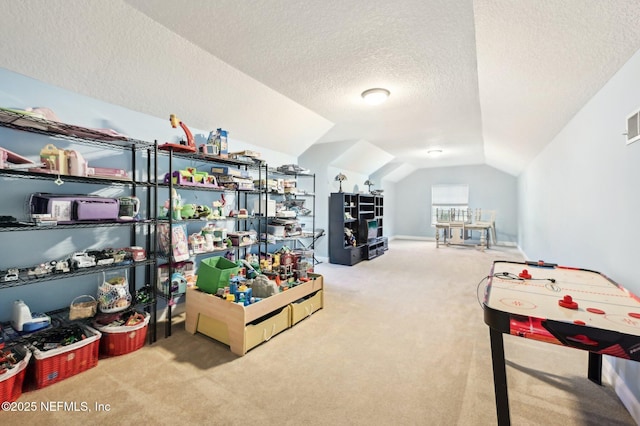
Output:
top-left (3, 1), bottom-right (640, 177)
top-left (126, 0), bottom-right (486, 174)
top-left (475, 0), bottom-right (640, 175)
top-left (125, 0), bottom-right (640, 176)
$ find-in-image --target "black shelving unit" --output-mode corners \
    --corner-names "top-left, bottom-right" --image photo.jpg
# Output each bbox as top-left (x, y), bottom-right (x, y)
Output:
top-left (265, 169), bottom-right (319, 266)
top-left (0, 108), bottom-right (158, 343)
top-left (329, 192), bottom-right (386, 265)
top-left (156, 147), bottom-right (268, 337)
top-left (329, 192), bottom-right (364, 265)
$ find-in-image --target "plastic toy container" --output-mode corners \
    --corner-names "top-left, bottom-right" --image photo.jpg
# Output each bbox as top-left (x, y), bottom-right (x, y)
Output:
top-left (196, 256), bottom-right (239, 294)
top-left (94, 312), bottom-right (150, 357)
top-left (29, 326), bottom-right (101, 389)
top-left (0, 345), bottom-right (30, 405)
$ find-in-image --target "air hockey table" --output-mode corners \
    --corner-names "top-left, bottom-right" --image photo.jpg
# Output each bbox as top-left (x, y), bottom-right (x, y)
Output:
top-left (482, 260), bottom-right (640, 425)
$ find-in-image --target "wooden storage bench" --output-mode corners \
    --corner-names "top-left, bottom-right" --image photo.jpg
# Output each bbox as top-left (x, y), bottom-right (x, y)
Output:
top-left (185, 274), bottom-right (323, 355)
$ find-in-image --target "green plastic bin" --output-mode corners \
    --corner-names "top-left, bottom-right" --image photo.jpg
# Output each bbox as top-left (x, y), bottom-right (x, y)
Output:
top-left (196, 256), bottom-right (240, 294)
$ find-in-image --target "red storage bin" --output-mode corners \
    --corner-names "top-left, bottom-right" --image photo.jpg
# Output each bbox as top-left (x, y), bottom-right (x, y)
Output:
top-left (0, 347), bottom-right (30, 406)
top-left (94, 312), bottom-right (149, 357)
top-left (30, 326), bottom-right (101, 390)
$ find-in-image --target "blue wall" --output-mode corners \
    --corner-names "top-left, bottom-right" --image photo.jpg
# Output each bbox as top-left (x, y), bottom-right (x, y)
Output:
top-left (0, 68), bottom-right (295, 322)
top-left (394, 164), bottom-right (518, 244)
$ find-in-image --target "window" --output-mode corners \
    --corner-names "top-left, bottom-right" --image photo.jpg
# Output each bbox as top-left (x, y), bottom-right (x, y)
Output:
top-left (431, 184), bottom-right (469, 225)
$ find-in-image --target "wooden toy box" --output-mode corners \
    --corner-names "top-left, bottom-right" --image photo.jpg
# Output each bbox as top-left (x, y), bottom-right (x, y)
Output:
top-left (185, 274), bottom-right (323, 355)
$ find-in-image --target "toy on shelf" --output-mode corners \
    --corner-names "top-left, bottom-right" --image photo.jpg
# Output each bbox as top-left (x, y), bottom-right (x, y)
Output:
top-left (181, 203), bottom-right (197, 219)
top-left (40, 143), bottom-right (68, 175)
top-left (158, 114), bottom-right (196, 153)
top-left (28, 143), bottom-right (129, 180)
top-left (11, 300), bottom-right (50, 333)
top-left (209, 128), bottom-right (228, 158)
top-left (189, 233), bottom-right (207, 253)
top-left (118, 196), bottom-right (140, 221)
top-left (229, 209), bottom-right (249, 219)
top-left (195, 204), bottom-right (212, 219)
top-left (207, 194), bottom-right (226, 219)
top-left (199, 141), bottom-right (219, 156)
top-left (163, 167), bottom-right (220, 188)
top-left (159, 188), bottom-right (183, 220)
top-left (344, 227), bottom-right (357, 247)
top-left (98, 270), bottom-right (131, 313)
top-left (0, 146), bottom-right (41, 170)
top-left (158, 222), bottom-right (190, 262)
top-left (157, 261), bottom-right (195, 297)
top-left (229, 150), bottom-right (260, 162)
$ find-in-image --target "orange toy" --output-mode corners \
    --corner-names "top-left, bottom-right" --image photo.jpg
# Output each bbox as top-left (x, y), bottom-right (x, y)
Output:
top-left (158, 114), bottom-right (196, 153)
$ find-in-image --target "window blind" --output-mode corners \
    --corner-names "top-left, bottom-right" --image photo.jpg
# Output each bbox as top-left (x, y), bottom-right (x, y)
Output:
top-left (432, 184), bottom-right (469, 205)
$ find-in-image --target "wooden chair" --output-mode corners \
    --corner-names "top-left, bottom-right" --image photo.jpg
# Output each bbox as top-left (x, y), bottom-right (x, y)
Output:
top-left (448, 208), bottom-right (471, 244)
top-left (474, 209), bottom-right (497, 245)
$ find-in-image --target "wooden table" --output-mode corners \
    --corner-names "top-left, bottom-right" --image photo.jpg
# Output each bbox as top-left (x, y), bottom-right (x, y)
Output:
top-left (435, 222), bottom-right (492, 250)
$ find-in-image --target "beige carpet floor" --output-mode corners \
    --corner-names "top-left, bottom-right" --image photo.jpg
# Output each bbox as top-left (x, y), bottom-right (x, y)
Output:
top-left (3, 240), bottom-right (636, 425)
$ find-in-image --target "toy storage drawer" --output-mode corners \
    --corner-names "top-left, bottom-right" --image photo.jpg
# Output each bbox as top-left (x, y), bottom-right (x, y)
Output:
top-left (245, 306), bottom-right (290, 352)
top-left (197, 315), bottom-right (230, 346)
top-left (291, 290), bottom-right (323, 326)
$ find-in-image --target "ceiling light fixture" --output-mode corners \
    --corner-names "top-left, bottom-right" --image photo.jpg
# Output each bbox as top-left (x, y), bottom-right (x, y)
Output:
top-left (427, 149), bottom-right (443, 157)
top-left (361, 88), bottom-right (390, 105)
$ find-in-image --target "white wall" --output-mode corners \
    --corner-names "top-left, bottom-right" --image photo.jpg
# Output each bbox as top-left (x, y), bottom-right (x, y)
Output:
top-left (519, 47), bottom-right (640, 421)
top-left (394, 165), bottom-right (518, 243)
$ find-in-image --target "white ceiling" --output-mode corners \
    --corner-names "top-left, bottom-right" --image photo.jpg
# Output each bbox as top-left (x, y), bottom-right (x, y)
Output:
top-left (2, 1), bottom-right (640, 177)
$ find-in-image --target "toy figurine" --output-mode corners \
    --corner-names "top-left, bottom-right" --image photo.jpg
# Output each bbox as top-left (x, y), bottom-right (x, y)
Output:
top-left (162, 188), bottom-right (183, 220)
top-left (181, 203), bottom-right (197, 219)
top-left (170, 272), bottom-right (188, 295)
top-left (212, 193), bottom-right (226, 218)
top-left (195, 205), bottom-right (212, 219)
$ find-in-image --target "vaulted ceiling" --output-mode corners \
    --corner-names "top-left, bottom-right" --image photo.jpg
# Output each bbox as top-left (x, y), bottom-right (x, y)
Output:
top-left (2, 1), bottom-right (640, 178)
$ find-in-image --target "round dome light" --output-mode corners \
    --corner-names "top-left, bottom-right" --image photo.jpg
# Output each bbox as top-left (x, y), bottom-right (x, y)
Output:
top-left (361, 88), bottom-right (390, 105)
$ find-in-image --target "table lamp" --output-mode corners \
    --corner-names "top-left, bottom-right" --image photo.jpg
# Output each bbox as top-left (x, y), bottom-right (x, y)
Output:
top-left (364, 179), bottom-right (374, 193)
top-left (335, 173), bottom-right (347, 192)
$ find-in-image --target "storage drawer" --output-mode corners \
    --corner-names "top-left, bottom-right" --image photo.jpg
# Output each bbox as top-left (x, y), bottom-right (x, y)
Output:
top-left (196, 315), bottom-right (230, 345)
top-left (291, 290), bottom-right (323, 326)
top-left (197, 305), bottom-right (291, 353)
top-left (245, 306), bottom-right (290, 352)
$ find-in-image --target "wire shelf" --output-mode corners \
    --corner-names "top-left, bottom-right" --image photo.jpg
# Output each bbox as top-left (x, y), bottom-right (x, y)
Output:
top-left (0, 109), bottom-right (154, 150)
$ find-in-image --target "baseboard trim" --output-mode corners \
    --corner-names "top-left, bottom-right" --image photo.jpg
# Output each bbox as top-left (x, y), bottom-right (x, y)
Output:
top-left (392, 234), bottom-right (517, 247)
top-left (603, 357), bottom-right (640, 424)
top-left (393, 235), bottom-right (435, 241)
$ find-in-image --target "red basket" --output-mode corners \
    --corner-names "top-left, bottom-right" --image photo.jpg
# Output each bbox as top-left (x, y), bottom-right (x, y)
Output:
top-left (29, 326), bottom-right (101, 390)
top-left (94, 312), bottom-right (150, 357)
top-left (0, 347), bottom-right (31, 406)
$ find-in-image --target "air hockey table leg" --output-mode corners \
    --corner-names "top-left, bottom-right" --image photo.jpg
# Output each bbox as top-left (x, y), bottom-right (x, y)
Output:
top-left (588, 352), bottom-right (602, 385)
top-left (490, 327), bottom-right (511, 425)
